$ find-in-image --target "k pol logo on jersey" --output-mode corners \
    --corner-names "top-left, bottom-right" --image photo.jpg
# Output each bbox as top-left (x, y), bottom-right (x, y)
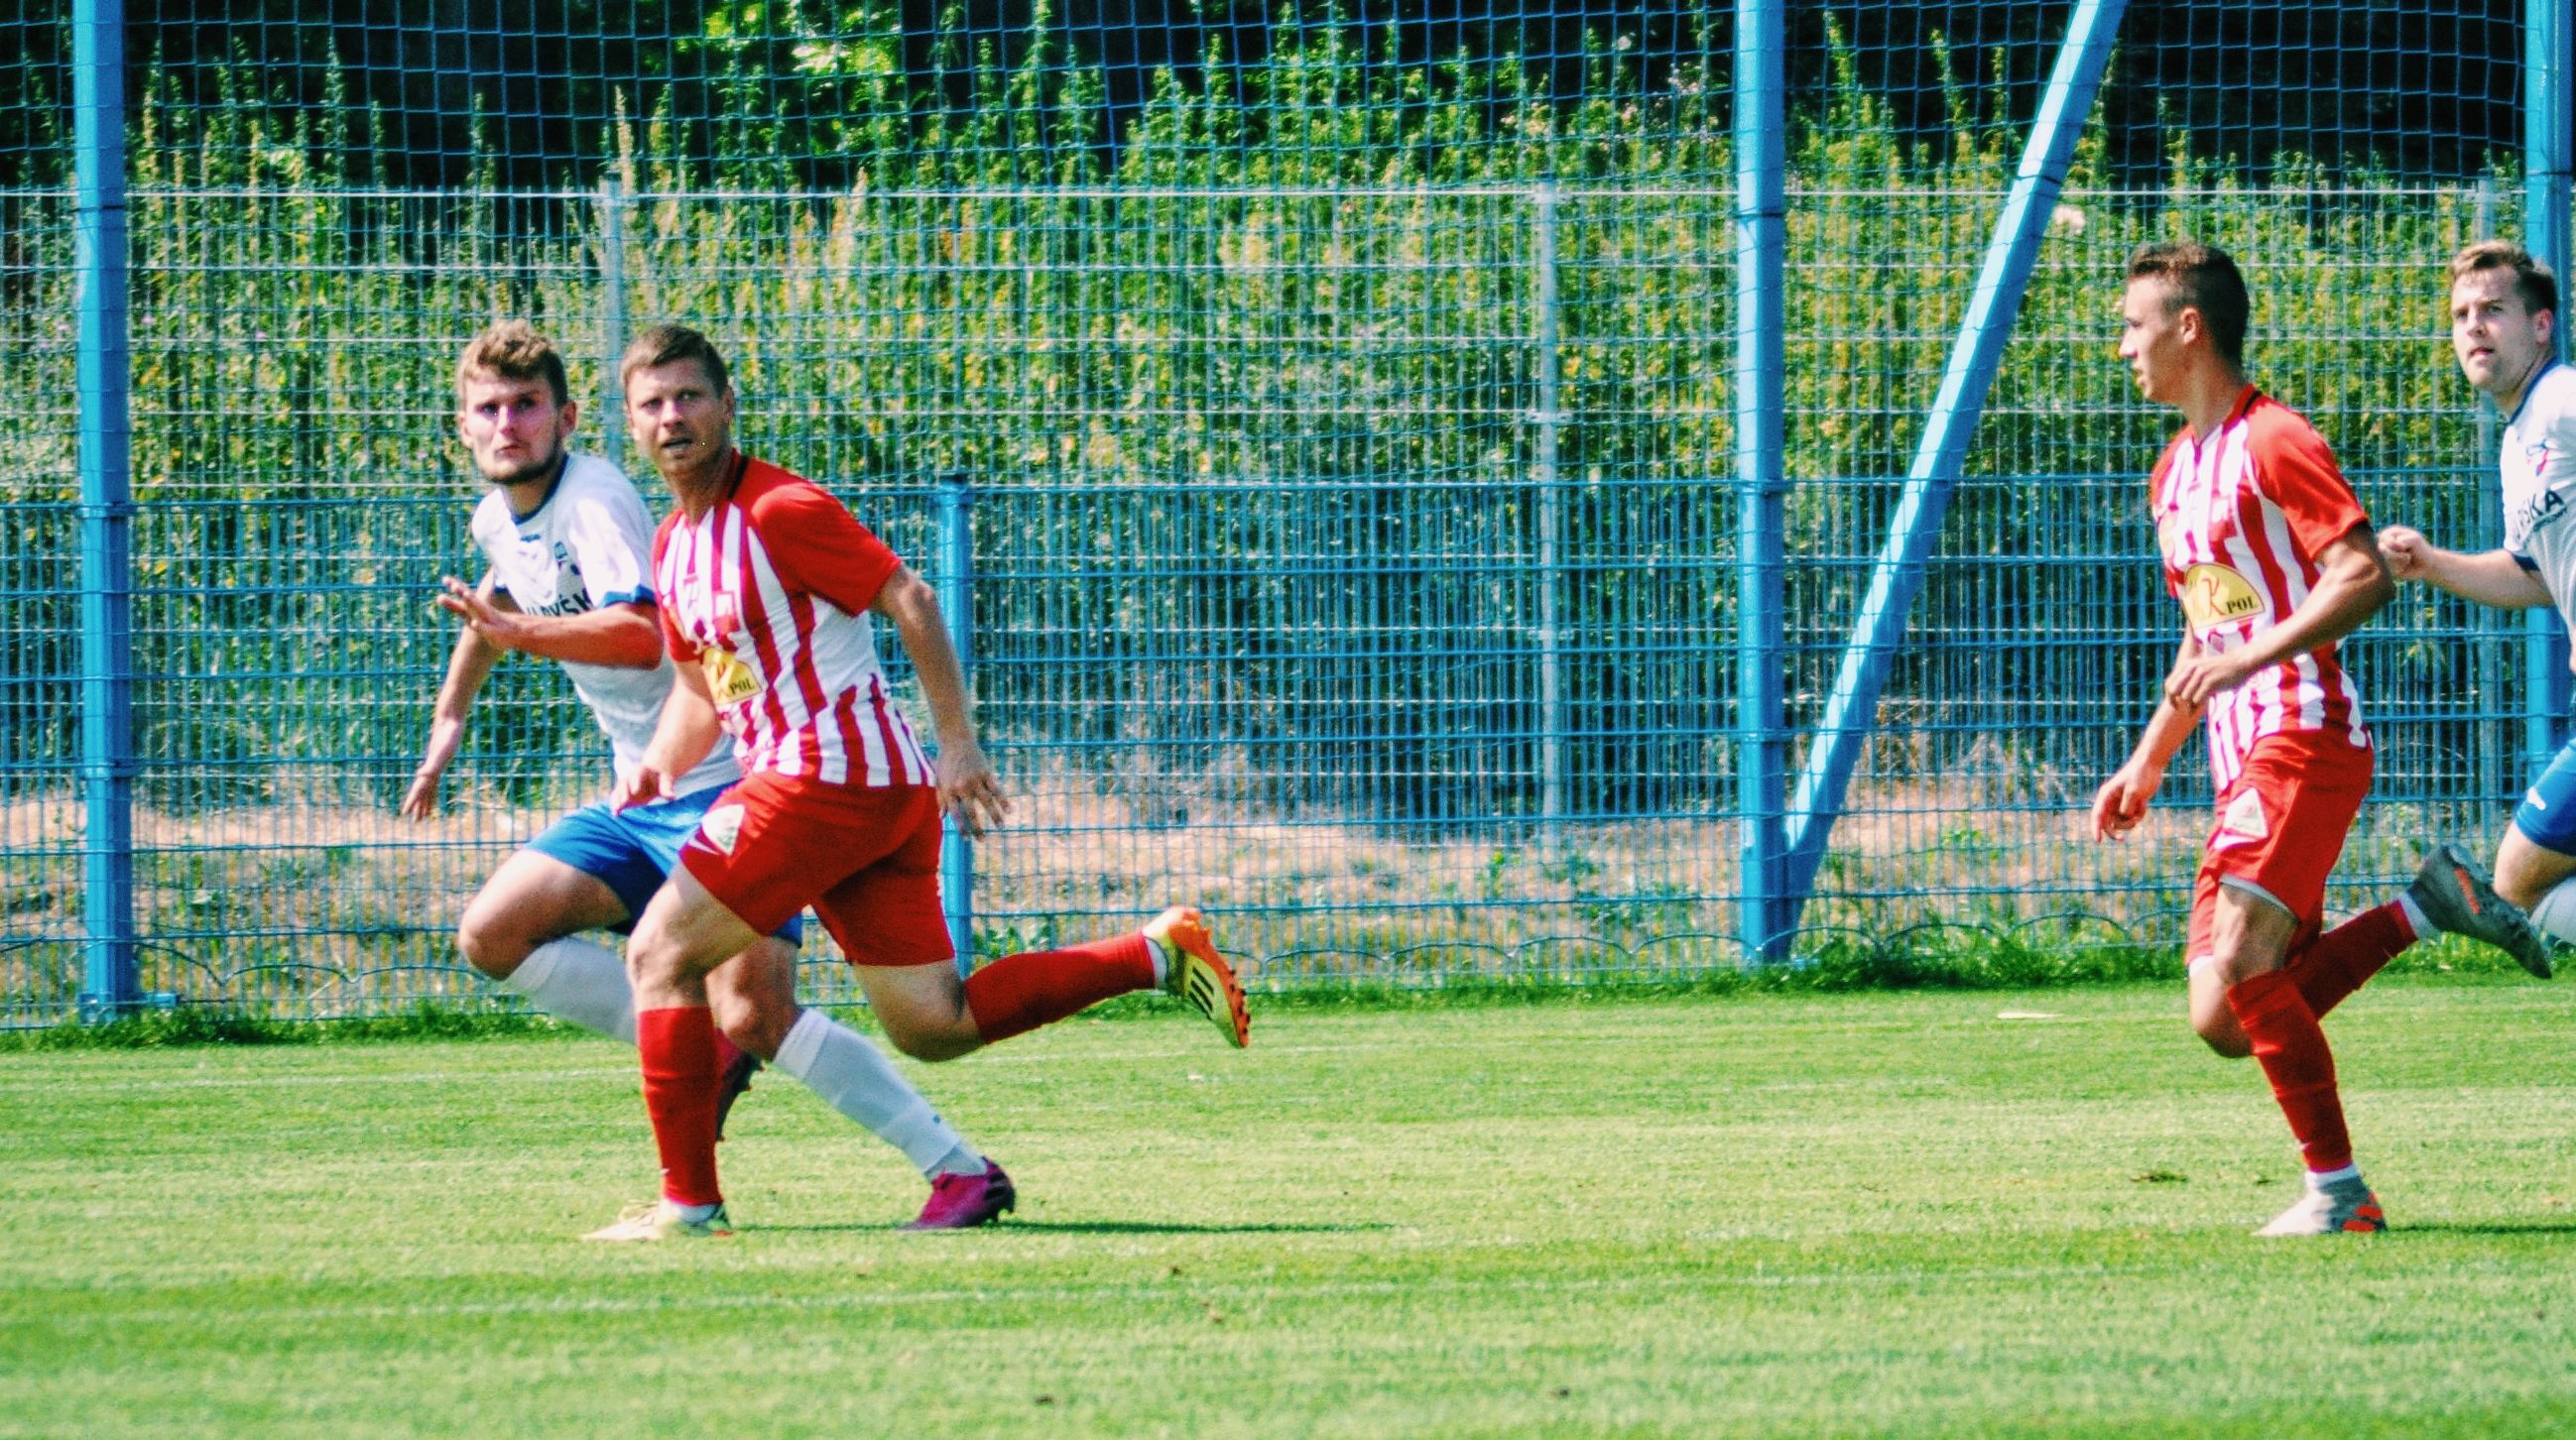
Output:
top-left (2179, 562), bottom-right (2268, 636)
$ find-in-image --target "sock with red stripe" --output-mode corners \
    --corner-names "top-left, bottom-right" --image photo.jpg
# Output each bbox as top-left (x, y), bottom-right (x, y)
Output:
top-left (962, 934), bottom-right (1158, 1044)
top-left (637, 1006), bottom-right (725, 1207)
top-left (2223, 969), bottom-right (2355, 1175)
top-left (2284, 900), bottom-right (2414, 1020)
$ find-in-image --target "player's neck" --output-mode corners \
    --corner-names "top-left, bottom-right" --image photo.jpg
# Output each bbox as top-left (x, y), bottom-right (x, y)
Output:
top-left (496, 451), bottom-right (568, 521)
top-left (2492, 352), bottom-right (2552, 419)
top-left (666, 446), bottom-right (741, 520)
top-left (2176, 366), bottom-right (2250, 441)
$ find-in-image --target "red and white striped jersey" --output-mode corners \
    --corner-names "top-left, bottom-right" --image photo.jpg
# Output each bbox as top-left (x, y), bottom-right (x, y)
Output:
top-left (2149, 386), bottom-right (2373, 788)
top-left (652, 453), bottom-right (934, 788)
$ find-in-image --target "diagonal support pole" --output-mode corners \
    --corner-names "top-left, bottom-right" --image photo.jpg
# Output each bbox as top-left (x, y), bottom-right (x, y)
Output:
top-left (1777, 0), bottom-right (2129, 927)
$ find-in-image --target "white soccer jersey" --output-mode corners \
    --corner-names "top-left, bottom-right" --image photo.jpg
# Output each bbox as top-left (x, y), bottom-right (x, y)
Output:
top-left (2501, 360), bottom-right (2576, 645)
top-left (469, 452), bottom-right (740, 794)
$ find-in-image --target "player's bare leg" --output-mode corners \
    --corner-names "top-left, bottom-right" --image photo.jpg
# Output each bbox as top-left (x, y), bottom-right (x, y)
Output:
top-left (856, 907), bottom-right (1249, 1059)
top-left (457, 851), bottom-right (638, 1039)
top-left (613, 867), bottom-right (996, 1232)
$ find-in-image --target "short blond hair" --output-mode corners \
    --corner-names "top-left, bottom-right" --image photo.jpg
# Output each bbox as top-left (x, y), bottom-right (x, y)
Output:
top-left (455, 319), bottom-right (569, 407)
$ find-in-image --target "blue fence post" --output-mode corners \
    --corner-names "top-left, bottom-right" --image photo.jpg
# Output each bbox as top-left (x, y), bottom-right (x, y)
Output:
top-left (74, 0), bottom-right (137, 1022)
top-left (1734, 0), bottom-right (1789, 962)
top-left (1777, 0), bottom-right (2129, 929)
top-left (934, 477), bottom-right (977, 976)
top-left (2528, 0), bottom-right (2573, 770)
top-left (1531, 180), bottom-right (1567, 827)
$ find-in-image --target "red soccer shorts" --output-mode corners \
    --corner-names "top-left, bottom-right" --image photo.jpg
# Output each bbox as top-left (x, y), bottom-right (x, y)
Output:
top-left (677, 770), bottom-right (953, 968)
top-left (2185, 728), bottom-right (2374, 966)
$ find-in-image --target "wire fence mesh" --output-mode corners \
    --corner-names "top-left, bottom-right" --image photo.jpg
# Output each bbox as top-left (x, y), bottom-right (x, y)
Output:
top-left (1, 3), bottom-right (2557, 1022)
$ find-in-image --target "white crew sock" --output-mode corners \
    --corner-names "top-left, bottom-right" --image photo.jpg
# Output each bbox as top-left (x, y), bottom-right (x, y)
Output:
top-left (505, 936), bottom-right (638, 1042)
top-left (2307, 1161), bottom-right (2363, 1190)
top-left (2396, 891), bottom-right (2436, 941)
top-left (2529, 876), bottom-right (2576, 945)
top-left (774, 1009), bottom-right (982, 1178)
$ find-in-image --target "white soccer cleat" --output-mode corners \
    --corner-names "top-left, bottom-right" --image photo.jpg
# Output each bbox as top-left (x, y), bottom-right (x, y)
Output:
top-left (582, 1199), bottom-right (733, 1242)
top-left (2254, 1176), bottom-right (2386, 1237)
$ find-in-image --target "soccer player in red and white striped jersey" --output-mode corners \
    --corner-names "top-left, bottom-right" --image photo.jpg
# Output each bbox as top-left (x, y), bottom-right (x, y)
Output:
top-left (2094, 241), bottom-right (2424, 1237)
top-left (585, 326), bottom-right (1250, 1242)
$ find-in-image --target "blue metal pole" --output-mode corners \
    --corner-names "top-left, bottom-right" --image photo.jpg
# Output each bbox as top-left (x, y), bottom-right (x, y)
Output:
top-left (1778, 0), bottom-right (2129, 922)
top-left (75, 0), bottom-right (137, 1021)
top-left (934, 478), bottom-right (977, 976)
top-left (1734, 0), bottom-right (1788, 962)
top-left (2528, 0), bottom-right (2573, 769)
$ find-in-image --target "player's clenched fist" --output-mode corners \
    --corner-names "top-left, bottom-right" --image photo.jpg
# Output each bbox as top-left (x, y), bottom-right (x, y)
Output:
top-left (2376, 524), bottom-right (2430, 579)
top-left (2090, 761), bottom-right (2161, 842)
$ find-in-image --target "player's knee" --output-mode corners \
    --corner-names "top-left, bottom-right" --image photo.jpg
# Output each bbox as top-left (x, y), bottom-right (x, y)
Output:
top-left (2192, 1017), bottom-right (2252, 1059)
top-left (454, 911), bottom-right (526, 980)
top-left (876, 1012), bottom-right (976, 1062)
top-left (712, 994), bottom-right (792, 1060)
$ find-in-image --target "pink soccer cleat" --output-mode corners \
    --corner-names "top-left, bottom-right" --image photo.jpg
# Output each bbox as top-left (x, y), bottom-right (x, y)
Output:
top-left (904, 1160), bottom-right (1016, 1231)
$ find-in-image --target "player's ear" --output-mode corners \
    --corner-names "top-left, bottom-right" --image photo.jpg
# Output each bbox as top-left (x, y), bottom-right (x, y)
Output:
top-left (2176, 304), bottom-right (2204, 348)
top-left (558, 399), bottom-right (579, 438)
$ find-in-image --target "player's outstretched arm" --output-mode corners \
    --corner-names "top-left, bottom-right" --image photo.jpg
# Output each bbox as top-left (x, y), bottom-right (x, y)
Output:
top-left (872, 565), bottom-right (1011, 838)
top-left (2379, 524), bottom-right (2553, 609)
top-left (618, 658), bottom-right (724, 811)
top-left (434, 578), bottom-right (664, 668)
top-left (403, 576), bottom-right (506, 819)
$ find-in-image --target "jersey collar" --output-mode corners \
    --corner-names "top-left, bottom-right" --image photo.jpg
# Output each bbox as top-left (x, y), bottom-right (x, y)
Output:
top-left (2506, 358), bottom-right (2561, 431)
top-left (503, 451), bottom-right (572, 525)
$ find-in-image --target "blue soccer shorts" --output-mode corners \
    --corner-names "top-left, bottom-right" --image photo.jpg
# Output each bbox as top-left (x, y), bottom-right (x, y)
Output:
top-left (2515, 734), bottom-right (2576, 857)
top-left (527, 784), bottom-right (804, 941)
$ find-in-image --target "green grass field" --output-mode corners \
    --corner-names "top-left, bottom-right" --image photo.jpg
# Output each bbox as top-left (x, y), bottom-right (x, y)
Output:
top-left (10, 978), bottom-right (2576, 1438)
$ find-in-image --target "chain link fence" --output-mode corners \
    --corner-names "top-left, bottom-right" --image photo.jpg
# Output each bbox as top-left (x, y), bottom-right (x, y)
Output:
top-left (1, 3), bottom-right (2560, 1021)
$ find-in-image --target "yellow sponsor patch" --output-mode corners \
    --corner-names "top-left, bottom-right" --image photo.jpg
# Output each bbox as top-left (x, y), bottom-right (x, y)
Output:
top-left (2179, 562), bottom-right (2267, 634)
top-left (699, 647), bottom-right (761, 708)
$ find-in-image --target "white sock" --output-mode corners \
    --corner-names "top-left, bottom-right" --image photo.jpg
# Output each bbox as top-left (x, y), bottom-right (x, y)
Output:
top-left (1144, 930), bottom-right (1172, 988)
top-left (2396, 892), bottom-right (2437, 940)
top-left (505, 937), bottom-right (637, 1042)
top-left (665, 1199), bottom-right (722, 1222)
top-left (774, 1009), bottom-right (980, 1178)
top-left (2307, 1162), bottom-right (2363, 1190)
top-left (2529, 877), bottom-right (2576, 945)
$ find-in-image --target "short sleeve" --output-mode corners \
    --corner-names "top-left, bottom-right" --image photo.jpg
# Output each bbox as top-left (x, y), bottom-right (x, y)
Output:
top-left (2248, 406), bottom-right (2369, 561)
top-left (559, 480), bottom-right (658, 611)
top-left (467, 497), bottom-right (515, 599)
top-left (749, 479), bottom-right (905, 616)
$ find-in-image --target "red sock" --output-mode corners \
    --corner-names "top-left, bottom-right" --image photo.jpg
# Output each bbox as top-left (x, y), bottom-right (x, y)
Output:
top-left (2223, 970), bottom-right (2353, 1173)
top-left (962, 933), bottom-right (1158, 1044)
top-left (2284, 900), bottom-right (2413, 1020)
top-left (637, 1006), bottom-right (724, 1207)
